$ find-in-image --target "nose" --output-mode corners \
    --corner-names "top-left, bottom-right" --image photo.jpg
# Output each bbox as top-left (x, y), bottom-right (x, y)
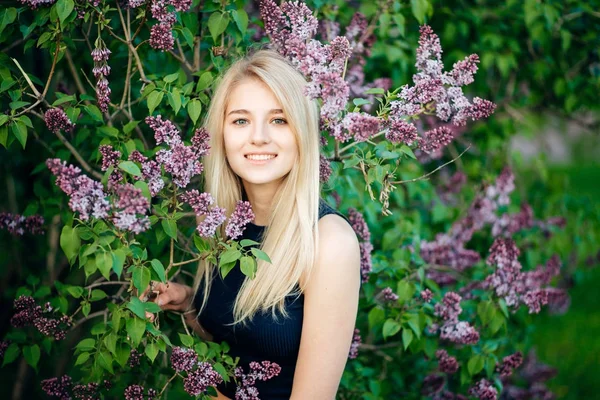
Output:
top-left (249, 121), bottom-right (271, 145)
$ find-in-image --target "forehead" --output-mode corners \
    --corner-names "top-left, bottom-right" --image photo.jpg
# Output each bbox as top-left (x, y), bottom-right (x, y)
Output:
top-left (226, 78), bottom-right (283, 113)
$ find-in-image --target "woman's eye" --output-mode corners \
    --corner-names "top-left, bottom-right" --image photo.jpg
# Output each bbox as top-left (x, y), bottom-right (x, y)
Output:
top-left (233, 119), bottom-right (248, 125)
top-left (272, 118), bottom-right (287, 125)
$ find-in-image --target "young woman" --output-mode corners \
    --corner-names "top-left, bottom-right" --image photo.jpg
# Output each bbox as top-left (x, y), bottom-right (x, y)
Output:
top-left (145, 50), bottom-right (361, 399)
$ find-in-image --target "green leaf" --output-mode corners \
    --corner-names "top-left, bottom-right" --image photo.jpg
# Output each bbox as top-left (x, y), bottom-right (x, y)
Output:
top-left (411, 0), bottom-right (430, 24)
top-left (60, 225), bottom-right (80, 265)
top-left (150, 259), bottom-right (166, 282)
top-left (250, 247), bottom-right (271, 263)
top-left (96, 251), bottom-right (112, 279)
top-left (363, 87), bottom-right (386, 95)
top-left (161, 219), bottom-right (177, 240)
top-left (147, 91), bottom-right (164, 115)
top-left (111, 248), bottom-right (127, 278)
top-left (179, 333), bottom-right (194, 347)
top-left (0, 8), bottom-right (17, 35)
top-left (240, 256), bottom-right (256, 279)
top-left (187, 99), bottom-right (202, 125)
top-left (213, 362), bottom-right (230, 383)
top-left (399, 144), bottom-right (416, 159)
top-left (23, 345), bottom-right (40, 369)
top-left (207, 12), bottom-right (230, 43)
top-left (74, 352), bottom-right (90, 366)
top-left (396, 280), bottom-right (416, 304)
top-left (56, 0), bottom-right (74, 25)
top-left (2, 343), bottom-right (20, 366)
top-left (123, 120), bottom-right (139, 134)
top-left (231, 9), bottom-right (248, 35)
top-left (353, 98), bottom-right (371, 107)
top-left (118, 161), bottom-right (142, 177)
top-left (220, 249), bottom-right (241, 266)
top-left (404, 313), bottom-right (421, 339)
top-left (195, 71), bottom-right (213, 92)
top-left (382, 319), bottom-right (401, 339)
top-left (82, 302), bottom-right (91, 317)
top-left (163, 72), bottom-right (179, 83)
top-left (97, 350), bottom-right (114, 373)
top-left (112, 309), bottom-right (123, 332)
top-left (402, 328), bottom-right (413, 350)
top-left (52, 95), bottom-right (76, 106)
top-left (103, 333), bottom-right (117, 355)
top-left (368, 306), bottom-right (385, 331)
top-left (219, 261), bottom-right (236, 279)
top-left (126, 317), bottom-right (146, 347)
top-left (11, 121), bottom-right (27, 149)
top-left (181, 27), bottom-right (195, 49)
top-left (167, 88), bottom-right (182, 115)
top-left (194, 235), bottom-right (209, 252)
top-left (240, 239), bottom-right (259, 247)
top-left (144, 302), bottom-right (162, 313)
top-left (84, 104), bottom-right (103, 121)
top-left (90, 289), bottom-right (107, 301)
top-left (145, 342), bottom-right (159, 362)
top-left (0, 126), bottom-right (8, 148)
top-left (468, 354), bottom-right (485, 376)
top-left (76, 338), bottom-right (96, 351)
top-left (67, 286), bottom-right (84, 298)
top-left (132, 266), bottom-right (151, 293)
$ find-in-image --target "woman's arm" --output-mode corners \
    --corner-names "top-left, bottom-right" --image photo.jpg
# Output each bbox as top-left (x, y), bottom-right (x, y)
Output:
top-left (290, 214), bottom-right (361, 399)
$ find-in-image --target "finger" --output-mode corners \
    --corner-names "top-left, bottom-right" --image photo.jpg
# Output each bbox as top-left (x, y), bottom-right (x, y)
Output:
top-left (145, 311), bottom-right (155, 322)
top-left (139, 280), bottom-right (157, 301)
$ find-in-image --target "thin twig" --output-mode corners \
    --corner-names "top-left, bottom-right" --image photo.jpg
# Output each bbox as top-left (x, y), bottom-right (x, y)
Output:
top-left (85, 281), bottom-right (129, 289)
top-left (70, 310), bottom-right (108, 331)
top-left (158, 373), bottom-right (179, 397)
top-left (390, 145), bottom-right (471, 185)
top-left (54, 129), bottom-right (104, 179)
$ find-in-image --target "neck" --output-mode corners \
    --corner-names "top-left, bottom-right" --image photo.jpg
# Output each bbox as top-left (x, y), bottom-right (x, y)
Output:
top-left (242, 180), bottom-right (282, 226)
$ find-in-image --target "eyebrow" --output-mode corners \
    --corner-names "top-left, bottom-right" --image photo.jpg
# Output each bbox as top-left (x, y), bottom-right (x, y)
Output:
top-left (226, 108), bottom-right (284, 117)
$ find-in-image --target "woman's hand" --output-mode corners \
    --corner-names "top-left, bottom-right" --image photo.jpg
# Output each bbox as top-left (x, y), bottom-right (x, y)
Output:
top-left (141, 281), bottom-right (194, 321)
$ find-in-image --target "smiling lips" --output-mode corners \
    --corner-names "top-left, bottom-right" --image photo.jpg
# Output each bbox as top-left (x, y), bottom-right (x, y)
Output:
top-left (245, 154), bottom-right (277, 161)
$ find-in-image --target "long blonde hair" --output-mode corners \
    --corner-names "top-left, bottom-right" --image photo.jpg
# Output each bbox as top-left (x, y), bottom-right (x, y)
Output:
top-left (191, 50), bottom-right (321, 326)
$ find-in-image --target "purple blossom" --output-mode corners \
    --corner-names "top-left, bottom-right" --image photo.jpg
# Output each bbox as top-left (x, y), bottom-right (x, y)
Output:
top-left (496, 351), bottom-right (523, 377)
top-left (434, 292), bottom-right (462, 321)
top-left (170, 346), bottom-right (198, 372)
top-left (183, 362), bottom-right (223, 396)
top-left (347, 208), bottom-right (370, 241)
top-left (226, 201), bottom-right (255, 240)
top-left (112, 184), bottom-right (150, 234)
top-left (191, 127), bottom-right (211, 156)
top-left (150, 23), bottom-right (175, 51)
top-left (386, 119), bottom-right (419, 145)
top-left (0, 340), bottom-right (9, 363)
top-left (319, 155), bottom-right (332, 183)
top-left (379, 287), bottom-right (399, 303)
top-left (420, 126), bottom-right (454, 154)
top-left (234, 361), bottom-right (281, 399)
top-left (359, 241), bottom-right (373, 283)
top-left (439, 321), bottom-right (480, 344)
top-left (91, 41), bottom-right (111, 113)
top-left (342, 112), bottom-right (380, 142)
top-left (421, 374), bottom-right (445, 397)
top-left (41, 375), bottom-right (72, 400)
top-left (443, 54), bottom-right (480, 87)
top-left (124, 384), bottom-right (144, 400)
top-left (127, 0), bottom-right (146, 8)
top-left (98, 144), bottom-right (121, 171)
top-left (146, 115), bottom-right (182, 146)
top-left (11, 295), bottom-right (71, 339)
top-left (348, 328), bottom-right (361, 359)
top-left (45, 108), bottom-right (75, 133)
top-left (170, 0), bottom-right (192, 12)
top-left (197, 207), bottom-right (227, 237)
top-left (421, 289), bottom-right (433, 302)
top-left (468, 379), bottom-right (498, 400)
top-left (156, 145), bottom-right (203, 188)
top-left (34, 315), bottom-right (72, 340)
top-left (0, 213), bottom-right (44, 235)
top-left (96, 77), bottom-right (111, 113)
top-left (436, 349), bottom-right (459, 374)
top-left (73, 382), bottom-right (99, 399)
top-left (128, 349), bottom-right (141, 368)
top-left (180, 190), bottom-right (214, 215)
top-left (18, 0), bottom-right (57, 8)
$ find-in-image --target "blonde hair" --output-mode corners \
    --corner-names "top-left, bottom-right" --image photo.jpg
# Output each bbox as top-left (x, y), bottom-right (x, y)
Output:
top-left (191, 50), bottom-right (321, 326)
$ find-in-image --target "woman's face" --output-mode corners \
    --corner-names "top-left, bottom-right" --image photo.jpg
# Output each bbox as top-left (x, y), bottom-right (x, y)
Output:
top-left (223, 78), bottom-right (298, 191)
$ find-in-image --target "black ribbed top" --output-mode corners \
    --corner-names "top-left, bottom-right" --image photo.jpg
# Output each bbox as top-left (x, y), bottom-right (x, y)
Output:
top-left (194, 200), bottom-right (348, 399)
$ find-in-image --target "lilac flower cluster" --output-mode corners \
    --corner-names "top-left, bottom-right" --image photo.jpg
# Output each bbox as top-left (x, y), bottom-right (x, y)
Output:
top-left (10, 295), bottom-right (72, 340)
top-left (0, 340), bottom-right (10, 363)
top-left (468, 379), bottom-right (498, 400)
top-left (378, 287), bottom-right (399, 303)
top-left (496, 351), bottom-right (523, 377)
top-left (348, 328), bottom-right (361, 359)
top-left (145, 116), bottom-right (207, 188)
top-left (346, 208), bottom-right (373, 283)
top-left (124, 384), bottom-right (157, 400)
top-left (485, 238), bottom-right (566, 314)
top-left (41, 375), bottom-right (73, 400)
top-left (99, 144), bottom-right (123, 188)
top-left (183, 362), bottom-right (223, 396)
top-left (433, 292), bottom-right (479, 345)
top-left (129, 150), bottom-right (164, 196)
top-left (91, 40), bottom-right (111, 112)
top-left (17, 0), bottom-right (56, 9)
top-left (0, 212), bottom-right (44, 235)
top-left (180, 190), bottom-right (226, 237)
top-left (435, 349), bottom-right (459, 374)
top-left (501, 350), bottom-right (556, 400)
top-left (72, 382), bottom-right (99, 400)
top-left (385, 118), bottom-right (419, 145)
top-left (319, 154), bottom-right (332, 183)
top-left (47, 158), bottom-right (111, 221)
top-left (128, 348), bottom-right (142, 368)
top-left (112, 183), bottom-right (150, 233)
top-left (170, 346), bottom-right (198, 372)
top-left (421, 289), bottom-right (433, 302)
top-left (148, 0), bottom-right (192, 51)
top-left (234, 360), bottom-right (281, 399)
top-left (44, 108), bottom-right (75, 133)
top-left (225, 201), bottom-right (255, 240)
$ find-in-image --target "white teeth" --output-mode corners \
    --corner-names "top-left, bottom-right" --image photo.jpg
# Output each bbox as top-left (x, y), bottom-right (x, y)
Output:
top-left (246, 154), bottom-right (276, 161)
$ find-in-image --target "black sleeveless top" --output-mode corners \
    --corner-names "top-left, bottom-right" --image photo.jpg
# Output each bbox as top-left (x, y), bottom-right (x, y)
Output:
top-left (194, 200), bottom-right (349, 399)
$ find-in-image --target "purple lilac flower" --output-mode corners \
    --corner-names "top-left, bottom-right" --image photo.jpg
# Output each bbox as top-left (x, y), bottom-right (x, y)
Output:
top-left (319, 155), bottom-right (332, 183)
top-left (170, 346), bottom-right (198, 372)
top-left (34, 315), bottom-right (72, 340)
top-left (420, 126), bottom-right (454, 154)
top-left (73, 382), bottom-right (99, 399)
top-left (156, 145), bottom-right (203, 188)
top-left (433, 292), bottom-right (480, 345)
top-left (0, 213), bottom-right (44, 235)
top-left (150, 23), bottom-right (175, 51)
top-left (183, 362), bottom-right (223, 396)
top-left (124, 384), bottom-right (144, 400)
top-left (421, 289), bottom-right (433, 302)
top-left (91, 41), bottom-right (111, 113)
top-left (379, 287), bottom-right (399, 303)
top-left (99, 144), bottom-right (121, 171)
top-left (226, 201), bottom-right (255, 240)
top-left (492, 203), bottom-right (534, 237)
top-left (11, 295), bottom-right (71, 339)
top-left (347, 208), bottom-right (370, 242)
top-left (318, 19), bottom-right (340, 43)
top-left (127, 0), bottom-right (146, 8)
top-left (359, 241), bottom-right (373, 283)
top-left (128, 349), bottom-right (141, 367)
top-left (348, 328), bottom-right (361, 359)
top-left (385, 119), bottom-right (419, 145)
top-left (129, 151), bottom-right (164, 196)
top-left (468, 379), bottom-right (498, 400)
top-left (234, 361), bottom-right (281, 399)
top-left (496, 351), bottom-right (523, 377)
top-left (191, 127), bottom-right (211, 156)
top-left (45, 108), bottom-right (75, 133)
top-left (342, 112), bottom-right (380, 142)
top-left (146, 115), bottom-right (182, 146)
top-left (170, 0), bottom-right (192, 12)
top-left (180, 190), bottom-right (214, 215)
top-left (112, 184), bottom-right (150, 234)
top-left (96, 77), bottom-right (111, 113)
top-left (436, 349), bottom-right (459, 374)
top-left (41, 375), bottom-right (73, 400)
top-left (443, 54), bottom-right (479, 86)
top-left (197, 207), bottom-right (227, 238)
